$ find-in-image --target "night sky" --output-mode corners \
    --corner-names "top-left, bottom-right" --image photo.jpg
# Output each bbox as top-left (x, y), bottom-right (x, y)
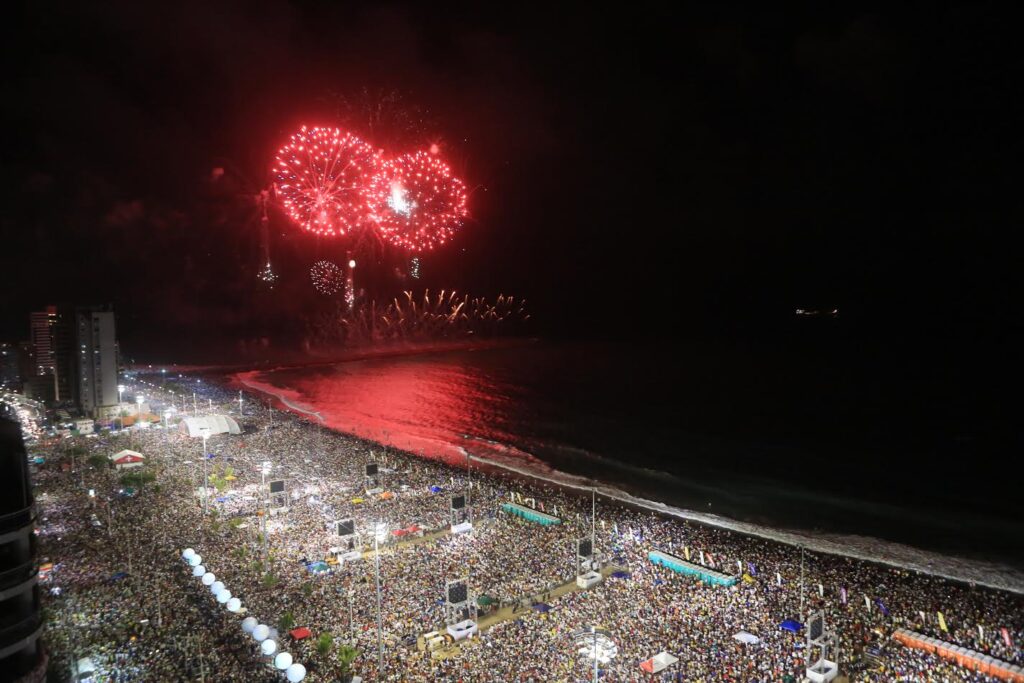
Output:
top-left (2, 2), bottom-right (1019, 358)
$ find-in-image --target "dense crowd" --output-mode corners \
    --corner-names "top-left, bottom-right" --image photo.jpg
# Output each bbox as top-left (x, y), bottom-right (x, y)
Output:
top-left (33, 373), bottom-right (1023, 681)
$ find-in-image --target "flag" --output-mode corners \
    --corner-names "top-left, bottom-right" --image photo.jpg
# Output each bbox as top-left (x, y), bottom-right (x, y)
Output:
top-left (553, 505), bottom-right (558, 516)
top-left (818, 583), bottom-right (823, 598)
top-left (840, 587), bottom-right (847, 604)
top-left (919, 611), bottom-right (926, 625)
top-left (937, 612), bottom-right (948, 632)
top-left (509, 492), bottom-right (514, 501)
top-left (600, 520), bottom-right (605, 530)
top-left (747, 562), bottom-right (757, 576)
top-left (613, 522), bottom-right (619, 536)
top-left (538, 501), bottom-right (544, 512)
top-left (706, 553), bottom-right (714, 567)
top-left (699, 551), bottom-right (705, 566)
top-left (776, 572), bottom-right (782, 586)
top-left (684, 546), bottom-right (690, 561)
top-left (1002, 627), bottom-right (1012, 648)
top-left (978, 625), bottom-right (984, 642)
top-left (864, 595), bottom-right (871, 610)
top-left (737, 560), bottom-right (743, 573)
top-left (877, 599), bottom-right (889, 617)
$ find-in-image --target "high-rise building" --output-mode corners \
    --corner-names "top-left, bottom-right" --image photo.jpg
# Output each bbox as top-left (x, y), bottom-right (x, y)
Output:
top-left (28, 308), bottom-right (57, 399)
top-left (0, 407), bottom-right (46, 682)
top-left (0, 343), bottom-right (20, 389)
top-left (73, 305), bottom-right (118, 418)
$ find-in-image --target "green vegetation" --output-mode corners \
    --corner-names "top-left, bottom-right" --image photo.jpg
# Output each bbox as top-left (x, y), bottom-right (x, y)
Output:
top-left (278, 611), bottom-right (296, 632)
top-left (315, 632), bottom-right (334, 658)
top-left (118, 470), bottom-right (156, 488)
top-left (87, 454), bottom-right (108, 468)
top-left (337, 643), bottom-right (359, 680)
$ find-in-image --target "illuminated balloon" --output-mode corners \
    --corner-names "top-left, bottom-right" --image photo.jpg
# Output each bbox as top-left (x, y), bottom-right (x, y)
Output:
top-left (242, 617), bottom-right (258, 634)
top-left (261, 639), bottom-right (277, 656)
top-left (217, 589), bottom-right (232, 604)
top-left (253, 624), bottom-right (270, 642)
top-left (202, 572), bottom-right (216, 586)
top-left (182, 548), bottom-right (196, 560)
top-left (192, 565), bottom-right (206, 577)
top-left (275, 126), bottom-right (381, 237)
top-left (210, 581), bottom-right (225, 596)
top-left (274, 652), bottom-right (293, 670)
top-left (286, 663), bottom-right (307, 682)
top-left (188, 554), bottom-right (202, 567)
top-left (226, 597), bottom-right (242, 612)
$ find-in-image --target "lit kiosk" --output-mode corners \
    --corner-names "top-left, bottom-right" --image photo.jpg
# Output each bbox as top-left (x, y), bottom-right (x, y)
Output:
top-left (268, 478), bottom-right (288, 513)
top-left (576, 538), bottom-right (602, 589)
top-left (364, 462), bottom-right (382, 495)
top-left (450, 494), bottom-right (472, 535)
top-left (444, 578), bottom-right (478, 641)
top-left (804, 610), bottom-right (840, 683)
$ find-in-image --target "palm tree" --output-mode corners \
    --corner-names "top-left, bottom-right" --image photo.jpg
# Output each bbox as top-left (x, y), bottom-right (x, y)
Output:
top-left (315, 632), bottom-right (334, 659)
top-left (337, 643), bottom-right (359, 682)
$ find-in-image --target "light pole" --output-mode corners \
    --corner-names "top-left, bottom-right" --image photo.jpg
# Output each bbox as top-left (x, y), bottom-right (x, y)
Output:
top-left (261, 461), bottom-right (272, 568)
top-left (200, 428), bottom-right (210, 515)
top-left (117, 385), bottom-right (125, 433)
top-left (238, 390), bottom-right (243, 415)
top-left (374, 521), bottom-right (387, 675)
top-left (133, 395), bottom-right (144, 448)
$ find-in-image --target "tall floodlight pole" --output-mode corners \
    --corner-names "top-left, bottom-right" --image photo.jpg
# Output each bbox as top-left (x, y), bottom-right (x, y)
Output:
top-left (238, 391), bottom-right (243, 414)
top-left (374, 521), bottom-right (386, 675)
top-left (117, 385), bottom-right (125, 434)
top-left (133, 395), bottom-right (144, 448)
top-left (261, 461), bottom-right (271, 568)
top-left (591, 488), bottom-right (596, 561)
top-left (799, 545), bottom-right (805, 617)
top-left (193, 392), bottom-right (197, 415)
top-left (200, 430), bottom-right (209, 515)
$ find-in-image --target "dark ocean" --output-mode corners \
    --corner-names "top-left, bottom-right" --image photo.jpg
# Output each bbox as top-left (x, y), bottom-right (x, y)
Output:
top-left (241, 336), bottom-right (1024, 590)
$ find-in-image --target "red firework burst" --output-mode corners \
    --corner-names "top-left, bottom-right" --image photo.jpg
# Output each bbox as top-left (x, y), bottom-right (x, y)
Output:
top-left (363, 151), bottom-right (468, 251)
top-left (275, 126), bottom-right (381, 237)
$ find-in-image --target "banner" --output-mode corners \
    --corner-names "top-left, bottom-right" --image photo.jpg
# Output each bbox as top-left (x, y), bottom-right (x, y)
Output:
top-left (840, 587), bottom-right (847, 604)
top-left (877, 599), bottom-right (889, 617)
top-left (699, 551), bottom-right (705, 566)
top-left (864, 595), bottom-right (871, 610)
top-left (817, 583), bottom-right (823, 598)
top-left (776, 572), bottom-right (782, 587)
top-left (1002, 627), bottom-right (1013, 649)
top-left (919, 611), bottom-right (926, 625)
top-left (747, 562), bottom-right (757, 576)
top-left (938, 612), bottom-right (948, 632)
top-left (684, 547), bottom-right (690, 561)
top-left (978, 625), bottom-right (984, 642)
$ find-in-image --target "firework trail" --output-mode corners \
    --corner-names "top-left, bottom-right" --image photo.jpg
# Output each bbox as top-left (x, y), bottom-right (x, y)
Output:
top-left (306, 290), bottom-right (529, 348)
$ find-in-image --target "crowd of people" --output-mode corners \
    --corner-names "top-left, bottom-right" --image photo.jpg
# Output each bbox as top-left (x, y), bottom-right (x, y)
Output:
top-left (32, 372), bottom-right (1023, 681)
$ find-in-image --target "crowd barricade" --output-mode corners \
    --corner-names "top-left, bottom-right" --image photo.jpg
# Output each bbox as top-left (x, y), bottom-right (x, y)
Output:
top-left (499, 503), bottom-right (561, 526)
top-left (892, 628), bottom-right (1024, 682)
top-left (647, 550), bottom-right (738, 587)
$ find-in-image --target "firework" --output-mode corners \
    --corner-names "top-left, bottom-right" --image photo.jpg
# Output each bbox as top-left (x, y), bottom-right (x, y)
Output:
top-left (363, 151), bottom-right (468, 251)
top-left (306, 290), bottom-right (528, 348)
top-left (257, 261), bottom-right (278, 288)
top-left (310, 260), bottom-right (344, 295)
top-left (274, 126), bottom-right (381, 237)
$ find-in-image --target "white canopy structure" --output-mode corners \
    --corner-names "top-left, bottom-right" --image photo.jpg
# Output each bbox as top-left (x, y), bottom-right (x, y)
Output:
top-left (640, 652), bottom-right (678, 674)
top-left (109, 449), bottom-right (145, 469)
top-left (179, 415), bottom-right (242, 438)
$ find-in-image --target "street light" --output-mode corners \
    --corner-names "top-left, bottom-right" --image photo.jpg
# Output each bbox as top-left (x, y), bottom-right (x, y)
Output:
top-left (374, 521), bottom-right (387, 675)
top-left (260, 461), bottom-right (272, 566)
top-left (117, 385), bottom-right (126, 433)
top-left (133, 395), bottom-right (144, 448)
top-left (573, 627), bottom-right (617, 683)
top-left (200, 428), bottom-right (210, 515)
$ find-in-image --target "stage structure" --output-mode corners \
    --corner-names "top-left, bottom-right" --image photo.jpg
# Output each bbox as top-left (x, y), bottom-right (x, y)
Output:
top-left (450, 494), bottom-right (472, 534)
top-left (364, 462), bottom-right (382, 494)
top-left (576, 537), bottom-right (602, 589)
top-left (332, 518), bottom-right (361, 560)
top-left (805, 610), bottom-right (840, 682)
top-left (444, 578), bottom-right (478, 641)
top-left (572, 627), bottom-right (617, 683)
top-left (268, 479), bottom-right (288, 512)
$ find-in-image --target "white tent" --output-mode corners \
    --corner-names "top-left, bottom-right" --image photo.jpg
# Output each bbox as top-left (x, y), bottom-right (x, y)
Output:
top-left (179, 415), bottom-right (242, 438)
top-left (640, 652), bottom-right (678, 674)
top-left (109, 449), bottom-right (145, 470)
top-left (733, 631), bottom-right (760, 645)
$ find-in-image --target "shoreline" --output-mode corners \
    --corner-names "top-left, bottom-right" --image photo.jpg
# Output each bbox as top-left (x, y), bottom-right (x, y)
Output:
top-left (233, 369), bottom-right (1024, 596)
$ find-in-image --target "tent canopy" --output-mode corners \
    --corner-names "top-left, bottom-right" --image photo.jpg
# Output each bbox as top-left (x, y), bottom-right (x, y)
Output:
top-left (640, 652), bottom-right (678, 673)
top-left (179, 415), bottom-right (242, 438)
top-left (733, 631), bottom-right (760, 645)
top-left (780, 620), bottom-right (804, 633)
top-left (110, 449), bottom-right (144, 462)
